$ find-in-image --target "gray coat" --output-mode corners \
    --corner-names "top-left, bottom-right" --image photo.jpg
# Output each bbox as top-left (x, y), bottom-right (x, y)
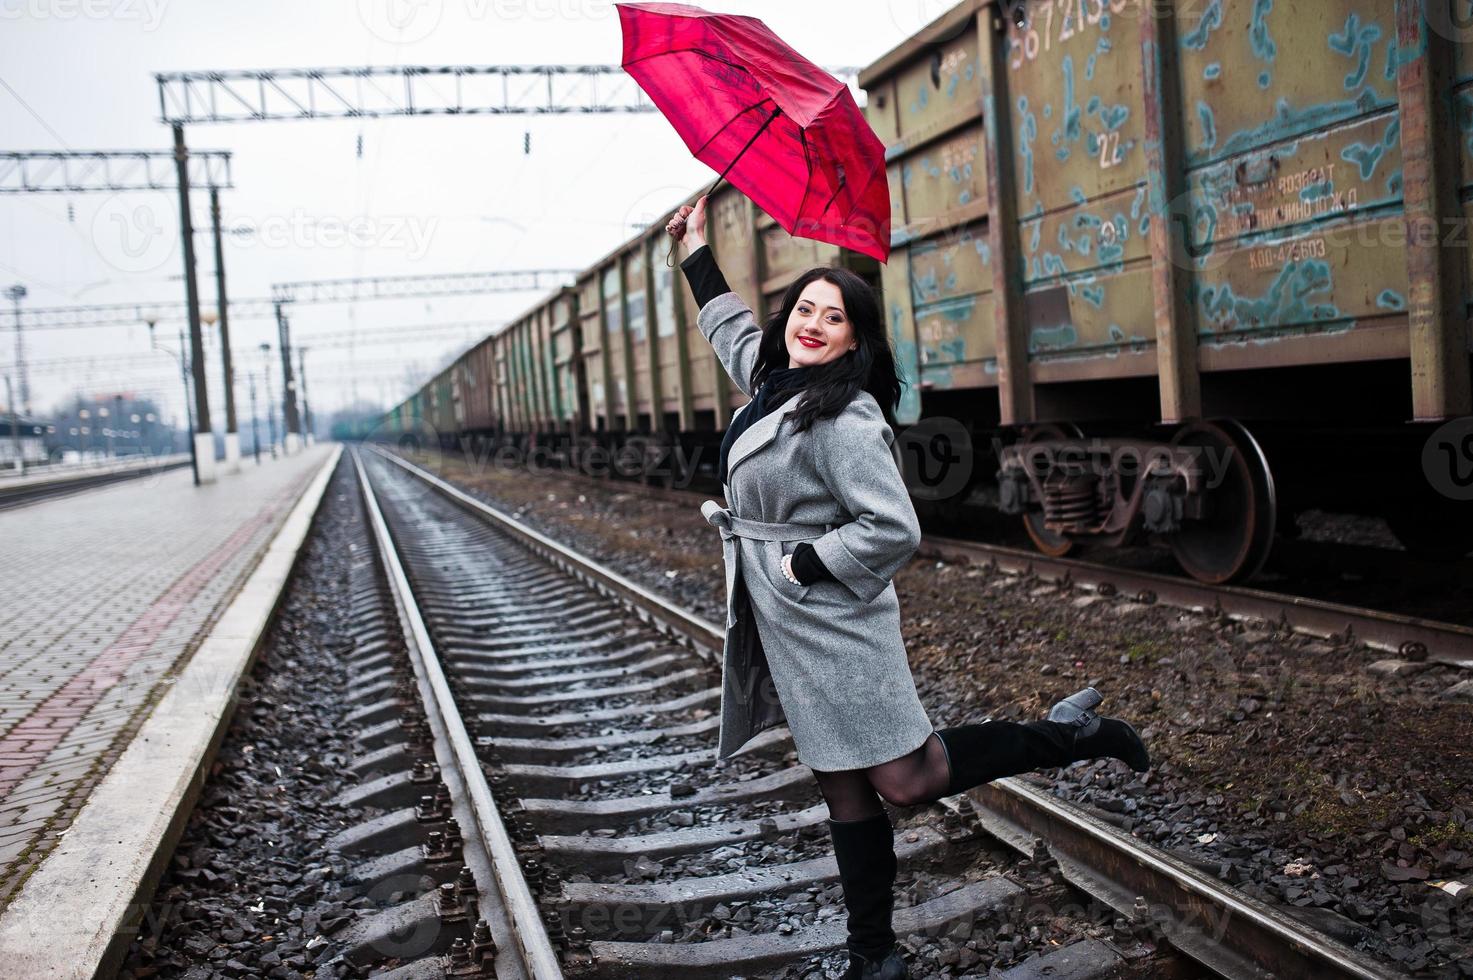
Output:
top-left (697, 290), bottom-right (936, 771)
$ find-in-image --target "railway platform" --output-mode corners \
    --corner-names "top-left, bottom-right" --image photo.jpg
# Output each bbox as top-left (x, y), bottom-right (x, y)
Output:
top-left (0, 443), bottom-right (340, 970)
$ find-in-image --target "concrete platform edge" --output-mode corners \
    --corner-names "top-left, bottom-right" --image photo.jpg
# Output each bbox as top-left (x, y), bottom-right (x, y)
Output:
top-left (0, 443), bottom-right (344, 979)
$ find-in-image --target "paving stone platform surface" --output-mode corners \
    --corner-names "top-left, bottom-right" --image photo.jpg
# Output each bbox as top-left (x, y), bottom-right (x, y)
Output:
top-left (0, 446), bottom-right (334, 909)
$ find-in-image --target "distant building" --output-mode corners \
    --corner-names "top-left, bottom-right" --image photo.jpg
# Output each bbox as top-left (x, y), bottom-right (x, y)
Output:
top-left (0, 413), bottom-right (48, 466)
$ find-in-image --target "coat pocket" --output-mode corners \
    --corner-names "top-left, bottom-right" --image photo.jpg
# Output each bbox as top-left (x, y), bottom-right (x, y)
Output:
top-left (764, 538), bottom-right (811, 603)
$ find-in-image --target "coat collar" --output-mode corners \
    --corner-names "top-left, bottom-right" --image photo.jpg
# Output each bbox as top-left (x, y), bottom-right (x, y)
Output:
top-left (726, 390), bottom-right (805, 481)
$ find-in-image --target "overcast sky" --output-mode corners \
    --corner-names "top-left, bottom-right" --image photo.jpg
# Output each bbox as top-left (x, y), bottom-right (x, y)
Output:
top-left (0, 0), bottom-right (953, 429)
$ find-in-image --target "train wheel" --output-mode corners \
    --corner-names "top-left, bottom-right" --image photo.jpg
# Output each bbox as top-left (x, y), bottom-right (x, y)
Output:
top-left (1020, 423), bottom-right (1080, 558)
top-left (1168, 419), bottom-right (1277, 584)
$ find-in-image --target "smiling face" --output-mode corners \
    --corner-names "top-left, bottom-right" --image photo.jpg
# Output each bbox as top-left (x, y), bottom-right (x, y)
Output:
top-left (784, 278), bottom-right (858, 369)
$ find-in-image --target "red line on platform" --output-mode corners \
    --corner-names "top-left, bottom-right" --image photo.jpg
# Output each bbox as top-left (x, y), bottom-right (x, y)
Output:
top-left (0, 475), bottom-right (310, 798)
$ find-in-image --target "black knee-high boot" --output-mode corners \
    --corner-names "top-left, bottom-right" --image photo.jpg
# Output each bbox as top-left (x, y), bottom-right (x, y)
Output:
top-left (827, 812), bottom-right (908, 980)
top-left (933, 687), bottom-right (1150, 796)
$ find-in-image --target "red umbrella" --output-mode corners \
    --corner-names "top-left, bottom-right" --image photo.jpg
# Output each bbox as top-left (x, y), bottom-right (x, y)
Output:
top-left (616, 1), bottom-right (891, 265)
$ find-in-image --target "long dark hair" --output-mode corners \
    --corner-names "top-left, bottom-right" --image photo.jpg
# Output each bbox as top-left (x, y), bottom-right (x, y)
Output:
top-left (746, 266), bottom-right (906, 433)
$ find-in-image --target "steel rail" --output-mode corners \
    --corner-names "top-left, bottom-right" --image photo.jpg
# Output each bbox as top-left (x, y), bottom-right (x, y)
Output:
top-left (352, 449), bottom-right (564, 980)
top-left (371, 443), bottom-right (1405, 980)
top-left (917, 533), bottom-right (1473, 670)
top-left (973, 779), bottom-right (1395, 979)
top-left (369, 444), bottom-right (725, 660)
top-left (374, 443), bottom-right (1472, 668)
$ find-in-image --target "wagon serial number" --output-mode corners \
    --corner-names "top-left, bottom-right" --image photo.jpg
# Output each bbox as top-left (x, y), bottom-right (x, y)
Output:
top-left (1248, 237), bottom-right (1327, 270)
top-left (1009, 0), bottom-right (1141, 69)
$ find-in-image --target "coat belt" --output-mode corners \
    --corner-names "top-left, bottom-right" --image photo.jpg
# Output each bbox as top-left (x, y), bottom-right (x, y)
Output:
top-left (701, 500), bottom-right (833, 627)
top-left (701, 500), bottom-right (833, 541)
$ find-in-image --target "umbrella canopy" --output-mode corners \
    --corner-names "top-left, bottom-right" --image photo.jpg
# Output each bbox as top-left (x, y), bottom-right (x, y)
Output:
top-left (616, 1), bottom-right (891, 263)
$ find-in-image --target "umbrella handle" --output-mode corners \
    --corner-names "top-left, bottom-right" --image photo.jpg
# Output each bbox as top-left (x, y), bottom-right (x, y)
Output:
top-left (664, 171), bottom-right (726, 269)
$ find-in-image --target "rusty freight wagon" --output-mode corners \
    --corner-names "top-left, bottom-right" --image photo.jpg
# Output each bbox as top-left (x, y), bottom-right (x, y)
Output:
top-left (458, 335), bottom-right (497, 437)
top-left (387, 188), bottom-right (876, 480)
top-left (437, 367), bottom-right (461, 442)
top-left (496, 293), bottom-right (571, 442)
top-left (382, 0), bottom-right (1471, 584)
top-left (555, 190), bottom-right (875, 479)
top-left (861, 0), bottom-right (1473, 581)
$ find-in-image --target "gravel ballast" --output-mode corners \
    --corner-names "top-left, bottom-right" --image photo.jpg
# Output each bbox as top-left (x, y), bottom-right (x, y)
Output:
top-left (389, 447), bottom-right (1473, 978)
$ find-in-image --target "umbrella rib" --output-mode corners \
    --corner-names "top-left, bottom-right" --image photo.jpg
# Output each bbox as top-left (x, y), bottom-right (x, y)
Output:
top-left (708, 102), bottom-right (783, 196)
top-left (624, 46), bottom-right (775, 149)
top-left (795, 128), bottom-right (814, 222)
top-left (689, 95), bottom-right (774, 158)
top-left (818, 171), bottom-right (847, 215)
top-left (625, 39), bottom-right (872, 245)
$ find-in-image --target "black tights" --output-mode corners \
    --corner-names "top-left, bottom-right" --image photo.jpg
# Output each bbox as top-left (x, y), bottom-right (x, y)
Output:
top-left (812, 731), bottom-right (954, 821)
top-left (812, 719), bottom-right (1085, 821)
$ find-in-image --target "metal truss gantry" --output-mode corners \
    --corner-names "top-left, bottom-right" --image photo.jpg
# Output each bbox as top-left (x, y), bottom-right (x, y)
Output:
top-left (1, 149), bottom-right (238, 458)
top-left (16, 298), bottom-right (274, 331)
top-left (18, 268), bottom-right (577, 330)
top-left (270, 268), bottom-right (578, 305)
top-left (155, 64), bottom-right (861, 124)
top-left (0, 150), bottom-right (233, 194)
top-left (267, 269), bottom-right (576, 435)
top-left (154, 61), bottom-right (848, 444)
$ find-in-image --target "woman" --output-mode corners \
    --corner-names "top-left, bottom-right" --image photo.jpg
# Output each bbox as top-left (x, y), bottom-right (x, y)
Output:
top-left (666, 196), bottom-right (1150, 980)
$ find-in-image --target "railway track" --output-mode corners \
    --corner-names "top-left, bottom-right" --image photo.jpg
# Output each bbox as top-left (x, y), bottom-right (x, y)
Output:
top-left (396, 444), bottom-right (1473, 667)
top-left (0, 454), bottom-right (192, 510)
top-left (914, 536), bottom-right (1473, 673)
top-left (346, 444), bottom-right (1405, 980)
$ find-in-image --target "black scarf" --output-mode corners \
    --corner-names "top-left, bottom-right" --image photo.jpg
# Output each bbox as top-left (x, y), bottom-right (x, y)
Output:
top-left (717, 364), bottom-right (813, 485)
